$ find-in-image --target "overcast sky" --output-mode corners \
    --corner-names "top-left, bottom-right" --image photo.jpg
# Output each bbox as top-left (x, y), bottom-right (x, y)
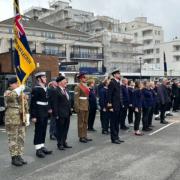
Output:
top-left (0, 0), bottom-right (179, 41)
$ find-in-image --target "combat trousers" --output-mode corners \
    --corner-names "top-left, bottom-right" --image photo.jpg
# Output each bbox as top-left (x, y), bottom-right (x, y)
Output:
top-left (6, 124), bottom-right (26, 157)
top-left (78, 110), bottom-right (89, 138)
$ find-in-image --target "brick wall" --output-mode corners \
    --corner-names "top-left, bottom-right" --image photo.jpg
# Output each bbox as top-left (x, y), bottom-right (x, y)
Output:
top-left (0, 53), bottom-right (59, 79)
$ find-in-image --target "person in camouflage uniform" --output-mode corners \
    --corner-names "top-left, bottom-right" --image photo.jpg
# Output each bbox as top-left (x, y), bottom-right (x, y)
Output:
top-left (4, 77), bottom-right (29, 166)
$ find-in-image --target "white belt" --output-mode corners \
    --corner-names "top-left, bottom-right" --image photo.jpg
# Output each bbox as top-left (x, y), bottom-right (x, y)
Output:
top-left (36, 101), bottom-right (48, 106)
top-left (79, 97), bottom-right (87, 100)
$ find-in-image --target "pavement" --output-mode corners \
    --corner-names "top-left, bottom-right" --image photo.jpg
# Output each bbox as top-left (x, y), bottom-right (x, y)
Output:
top-left (0, 112), bottom-right (180, 180)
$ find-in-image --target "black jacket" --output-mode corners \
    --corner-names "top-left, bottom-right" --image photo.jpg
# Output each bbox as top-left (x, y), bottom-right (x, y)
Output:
top-left (107, 78), bottom-right (123, 111)
top-left (52, 87), bottom-right (71, 119)
top-left (30, 85), bottom-right (49, 119)
top-left (157, 84), bottom-right (171, 105)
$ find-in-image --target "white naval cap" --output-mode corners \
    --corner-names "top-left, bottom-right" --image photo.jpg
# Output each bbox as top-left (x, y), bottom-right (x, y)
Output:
top-left (34, 72), bottom-right (46, 78)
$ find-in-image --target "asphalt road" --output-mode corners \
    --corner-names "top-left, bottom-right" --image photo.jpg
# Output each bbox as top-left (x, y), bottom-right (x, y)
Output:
top-left (0, 112), bottom-right (179, 180)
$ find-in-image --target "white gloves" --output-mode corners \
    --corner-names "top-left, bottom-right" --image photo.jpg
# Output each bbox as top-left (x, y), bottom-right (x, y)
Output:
top-left (14, 85), bottom-right (25, 96)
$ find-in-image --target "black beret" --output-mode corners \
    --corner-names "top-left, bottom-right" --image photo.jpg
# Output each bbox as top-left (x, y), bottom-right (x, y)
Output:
top-left (8, 77), bottom-right (18, 85)
top-left (56, 76), bottom-right (66, 83)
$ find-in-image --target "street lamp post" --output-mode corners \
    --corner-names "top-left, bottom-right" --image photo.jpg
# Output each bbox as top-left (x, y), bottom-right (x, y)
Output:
top-left (139, 57), bottom-right (142, 80)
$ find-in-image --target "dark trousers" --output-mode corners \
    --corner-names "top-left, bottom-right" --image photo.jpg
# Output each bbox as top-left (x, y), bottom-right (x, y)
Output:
top-left (88, 108), bottom-right (96, 129)
top-left (154, 103), bottom-right (160, 115)
top-left (142, 107), bottom-right (151, 129)
top-left (134, 109), bottom-right (141, 131)
top-left (110, 111), bottom-right (121, 141)
top-left (160, 104), bottom-right (166, 122)
top-left (56, 117), bottom-right (70, 146)
top-left (173, 98), bottom-right (179, 111)
top-left (100, 110), bottom-right (110, 132)
top-left (128, 106), bottom-right (134, 124)
top-left (120, 107), bottom-right (128, 128)
top-left (148, 107), bottom-right (154, 127)
top-left (49, 116), bottom-right (56, 137)
top-left (34, 116), bottom-right (48, 145)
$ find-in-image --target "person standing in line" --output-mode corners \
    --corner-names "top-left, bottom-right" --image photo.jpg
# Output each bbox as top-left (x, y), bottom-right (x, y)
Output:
top-left (47, 78), bottom-right (57, 140)
top-left (132, 81), bottom-right (144, 136)
top-left (147, 81), bottom-right (156, 128)
top-left (172, 79), bottom-right (179, 112)
top-left (30, 72), bottom-right (52, 158)
top-left (128, 80), bottom-right (135, 127)
top-left (141, 81), bottom-right (153, 131)
top-left (165, 81), bottom-right (173, 116)
top-left (74, 72), bottom-right (92, 143)
top-left (4, 77), bottom-right (28, 166)
top-left (99, 78), bottom-right (110, 135)
top-left (154, 80), bottom-right (161, 120)
top-left (107, 69), bottom-right (124, 144)
top-left (120, 78), bottom-right (130, 130)
top-left (52, 76), bottom-right (72, 150)
top-left (87, 79), bottom-right (97, 132)
top-left (157, 78), bottom-right (171, 124)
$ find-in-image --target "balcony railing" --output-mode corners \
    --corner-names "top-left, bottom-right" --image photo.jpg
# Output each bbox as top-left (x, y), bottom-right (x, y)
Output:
top-left (42, 50), bottom-right (66, 57)
top-left (60, 66), bottom-right (104, 75)
top-left (79, 67), bottom-right (103, 75)
top-left (70, 53), bottom-right (103, 60)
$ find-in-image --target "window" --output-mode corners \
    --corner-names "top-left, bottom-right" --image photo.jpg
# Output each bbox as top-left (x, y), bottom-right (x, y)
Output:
top-left (175, 56), bottom-right (180, 61)
top-left (156, 58), bottom-right (160, 63)
top-left (155, 40), bottom-right (160, 44)
top-left (156, 48), bottom-right (160, 54)
top-left (134, 32), bottom-right (138, 37)
top-left (8, 28), bottom-right (13, 34)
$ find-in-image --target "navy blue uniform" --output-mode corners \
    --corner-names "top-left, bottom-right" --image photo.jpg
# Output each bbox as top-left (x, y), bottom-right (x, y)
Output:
top-left (88, 88), bottom-right (97, 130)
top-left (142, 88), bottom-right (153, 130)
top-left (108, 79), bottom-right (123, 142)
top-left (128, 87), bottom-right (134, 124)
top-left (133, 89), bottom-right (143, 131)
top-left (30, 85), bottom-right (49, 147)
top-left (120, 85), bottom-right (130, 129)
top-left (99, 87), bottom-right (110, 133)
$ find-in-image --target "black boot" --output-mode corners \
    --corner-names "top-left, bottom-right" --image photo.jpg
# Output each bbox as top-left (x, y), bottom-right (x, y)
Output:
top-left (41, 147), bottom-right (53, 155)
top-left (17, 155), bottom-right (27, 165)
top-left (36, 149), bottom-right (45, 158)
top-left (11, 156), bottom-right (23, 166)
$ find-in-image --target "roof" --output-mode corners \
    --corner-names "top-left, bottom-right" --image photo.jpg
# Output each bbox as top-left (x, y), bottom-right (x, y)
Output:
top-left (0, 16), bottom-right (89, 36)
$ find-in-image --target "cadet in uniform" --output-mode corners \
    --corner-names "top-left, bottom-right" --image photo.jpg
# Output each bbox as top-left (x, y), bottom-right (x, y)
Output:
top-left (30, 72), bottom-right (52, 158)
top-left (107, 69), bottom-right (125, 144)
top-left (4, 77), bottom-right (28, 166)
top-left (74, 73), bottom-right (92, 143)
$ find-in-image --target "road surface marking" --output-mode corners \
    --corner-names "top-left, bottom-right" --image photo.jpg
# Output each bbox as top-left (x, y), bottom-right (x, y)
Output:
top-left (17, 146), bottom-right (95, 179)
top-left (149, 122), bottom-right (176, 136)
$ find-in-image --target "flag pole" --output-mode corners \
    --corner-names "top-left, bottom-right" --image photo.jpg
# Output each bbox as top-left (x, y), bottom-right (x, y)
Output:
top-left (13, 0), bottom-right (26, 125)
top-left (163, 52), bottom-right (167, 77)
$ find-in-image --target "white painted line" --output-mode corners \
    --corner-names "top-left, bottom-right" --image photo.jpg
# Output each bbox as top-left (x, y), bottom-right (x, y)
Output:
top-left (17, 146), bottom-right (95, 180)
top-left (149, 122), bottom-right (176, 136)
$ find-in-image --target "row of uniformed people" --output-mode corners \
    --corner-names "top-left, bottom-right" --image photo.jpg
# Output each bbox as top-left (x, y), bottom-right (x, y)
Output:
top-left (4, 70), bottom-right (179, 166)
top-left (98, 70), bottom-right (178, 142)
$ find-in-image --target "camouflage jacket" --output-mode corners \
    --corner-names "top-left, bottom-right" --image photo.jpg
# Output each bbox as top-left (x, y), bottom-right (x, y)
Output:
top-left (4, 88), bottom-right (29, 125)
